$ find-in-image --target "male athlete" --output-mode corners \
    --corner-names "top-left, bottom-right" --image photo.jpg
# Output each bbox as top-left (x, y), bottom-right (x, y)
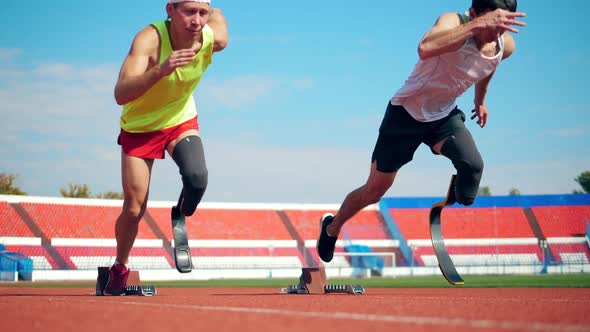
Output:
top-left (318, 0), bottom-right (526, 263)
top-left (104, 0), bottom-right (228, 295)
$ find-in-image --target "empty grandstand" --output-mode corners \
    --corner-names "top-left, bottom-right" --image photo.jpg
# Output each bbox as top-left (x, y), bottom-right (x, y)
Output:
top-left (1, 193), bottom-right (589, 281)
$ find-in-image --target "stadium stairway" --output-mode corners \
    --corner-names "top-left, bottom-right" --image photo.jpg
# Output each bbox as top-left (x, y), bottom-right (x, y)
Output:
top-left (142, 211), bottom-right (175, 264)
top-left (523, 207), bottom-right (555, 264)
top-left (10, 203), bottom-right (69, 269)
top-left (276, 210), bottom-right (319, 267)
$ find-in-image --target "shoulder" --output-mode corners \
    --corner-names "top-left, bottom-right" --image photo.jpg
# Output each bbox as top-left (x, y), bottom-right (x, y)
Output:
top-left (131, 25), bottom-right (160, 54)
top-left (433, 12), bottom-right (463, 29)
top-left (502, 32), bottom-right (516, 60)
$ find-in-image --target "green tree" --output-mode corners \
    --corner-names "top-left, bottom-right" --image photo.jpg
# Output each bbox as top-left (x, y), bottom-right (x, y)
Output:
top-left (60, 183), bottom-right (92, 198)
top-left (508, 188), bottom-right (521, 196)
top-left (574, 171), bottom-right (590, 193)
top-left (0, 173), bottom-right (27, 195)
top-left (478, 186), bottom-right (492, 196)
top-left (95, 191), bottom-right (124, 200)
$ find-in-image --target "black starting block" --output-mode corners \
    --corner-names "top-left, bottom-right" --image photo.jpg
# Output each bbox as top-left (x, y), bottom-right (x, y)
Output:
top-left (325, 284), bottom-right (365, 294)
top-left (281, 283), bottom-right (365, 295)
top-left (280, 267), bottom-right (365, 295)
top-left (95, 266), bottom-right (157, 296)
top-left (125, 285), bottom-right (157, 296)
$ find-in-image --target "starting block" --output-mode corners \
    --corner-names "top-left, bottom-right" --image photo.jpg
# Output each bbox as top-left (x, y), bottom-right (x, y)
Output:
top-left (280, 267), bottom-right (365, 295)
top-left (95, 266), bottom-right (157, 296)
top-left (124, 285), bottom-right (157, 296)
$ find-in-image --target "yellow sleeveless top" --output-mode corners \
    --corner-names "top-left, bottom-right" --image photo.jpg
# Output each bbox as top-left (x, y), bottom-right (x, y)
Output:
top-left (120, 21), bottom-right (214, 133)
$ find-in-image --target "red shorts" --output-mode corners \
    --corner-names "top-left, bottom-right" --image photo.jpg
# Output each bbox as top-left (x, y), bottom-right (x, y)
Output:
top-left (117, 116), bottom-right (199, 159)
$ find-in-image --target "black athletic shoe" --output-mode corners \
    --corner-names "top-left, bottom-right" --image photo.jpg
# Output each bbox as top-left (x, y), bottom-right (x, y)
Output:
top-left (317, 213), bottom-right (338, 263)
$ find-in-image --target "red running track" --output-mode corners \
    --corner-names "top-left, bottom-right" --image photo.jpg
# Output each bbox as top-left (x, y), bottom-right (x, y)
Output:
top-left (0, 287), bottom-right (589, 332)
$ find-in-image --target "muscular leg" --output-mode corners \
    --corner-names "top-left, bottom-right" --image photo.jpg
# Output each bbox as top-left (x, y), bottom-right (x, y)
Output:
top-left (318, 103), bottom-right (419, 262)
top-left (115, 152), bottom-right (153, 264)
top-left (326, 161), bottom-right (397, 237)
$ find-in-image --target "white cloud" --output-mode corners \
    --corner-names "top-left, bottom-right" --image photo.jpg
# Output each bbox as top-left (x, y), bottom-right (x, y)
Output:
top-left (0, 59), bottom-right (323, 200)
top-left (291, 78), bottom-right (315, 90)
top-left (33, 63), bottom-right (77, 80)
top-left (545, 128), bottom-right (586, 138)
top-left (147, 138), bottom-right (373, 203)
top-left (230, 34), bottom-right (295, 45)
top-left (199, 75), bottom-right (315, 109)
top-left (203, 75), bottom-right (276, 108)
top-left (0, 48), bottom-right (22, 62)
top-left (1, 57), bottom-right (585, 203)
top-left (3, 127), bottom-right (587, 203)
top-left (0, 58), bottom-right (123, 196)
top-left (0, 60), bottom-right (119, 140)
top-left (144, 139), bottom-right (590, 203)
top-left (0, 49), bottom-right (26, 82)
top-left (475, 158), bottom-right (590, 196)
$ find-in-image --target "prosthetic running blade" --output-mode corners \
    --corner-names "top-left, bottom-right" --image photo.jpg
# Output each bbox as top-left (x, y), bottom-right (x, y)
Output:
top-left (429, 174), bottom-right (464, 285)
top-left (172, 197), bottom-right (193, 273)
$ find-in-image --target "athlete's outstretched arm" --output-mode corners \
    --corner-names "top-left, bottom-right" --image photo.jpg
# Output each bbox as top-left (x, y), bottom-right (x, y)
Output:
top-left (208, 8), bottom-right (228, 52)
top-left (418, 13), bottom-right (467, 60)
top-left (419, 9), bottom-right (526, 60)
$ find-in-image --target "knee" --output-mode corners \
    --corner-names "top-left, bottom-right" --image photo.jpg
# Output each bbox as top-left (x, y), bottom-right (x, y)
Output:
top-left (366, 195), bottom-right (382, 205)
top-left (180, 169), bottom-right (208, 216)
top-left (184, 169), bottom-right (208, 192)
top-left (455, 157), bottom-right (484, 206)
top-left (470, 156), bottom-right (484, 177)
top-left (455, 194), bottom-right (475, 206)
top-left (457, 156), bottom-right (484, 180)
top-left (122, 203), bottom-right (146, 223)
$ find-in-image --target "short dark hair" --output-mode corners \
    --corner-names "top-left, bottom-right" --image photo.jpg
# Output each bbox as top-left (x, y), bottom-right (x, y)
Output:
top-left (472, 0), bottom-right (517, 14)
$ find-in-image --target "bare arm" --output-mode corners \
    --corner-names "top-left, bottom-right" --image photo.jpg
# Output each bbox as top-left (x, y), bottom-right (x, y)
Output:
top-left (471, 70), bottom-right (495, 128)
top-left (475, 70), bottom-right (495, 110)
top-left (418, 13), bottom-right (473, 60)
top-left (114, 27), bottom-right (163, 105)
top-left (470, 33), bottom-right (516, 127)
top-left (208, 8), bottom-right (229, 52)
top-left (114, 26), bottom-right (198, 105)
top-left (418, 10), bottom-right (526, 60)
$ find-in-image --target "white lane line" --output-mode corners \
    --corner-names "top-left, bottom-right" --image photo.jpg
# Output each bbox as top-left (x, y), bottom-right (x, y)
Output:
top-left (73, 299), bottom-right (590, 332)
top-left (390, 296), bottom-right (590, 304)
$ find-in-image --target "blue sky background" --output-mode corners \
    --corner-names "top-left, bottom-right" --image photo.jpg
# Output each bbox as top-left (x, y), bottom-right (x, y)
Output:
top-left (0, 1), bottom-right (588, 203)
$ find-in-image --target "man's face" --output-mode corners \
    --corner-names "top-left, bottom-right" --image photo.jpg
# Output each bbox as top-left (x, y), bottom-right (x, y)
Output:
top-left (167, 2), bottom-right (210, 37)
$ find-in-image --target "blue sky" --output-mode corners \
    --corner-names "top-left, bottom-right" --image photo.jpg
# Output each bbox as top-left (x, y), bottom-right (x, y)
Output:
top-left (0, 1), bottom-right (588, 203)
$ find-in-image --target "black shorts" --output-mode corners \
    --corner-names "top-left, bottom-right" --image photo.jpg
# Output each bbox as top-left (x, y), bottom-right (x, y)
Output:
top-left (371, 102), bottom-right (469, 173)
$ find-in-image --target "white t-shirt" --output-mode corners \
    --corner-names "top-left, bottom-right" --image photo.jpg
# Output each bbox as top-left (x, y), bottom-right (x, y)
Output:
top-left (391, 15), bottom-right (504, 122)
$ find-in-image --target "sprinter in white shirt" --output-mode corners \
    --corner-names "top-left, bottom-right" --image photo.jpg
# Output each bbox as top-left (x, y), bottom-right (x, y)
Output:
top-left (317, 0), bottom-right (526, 263)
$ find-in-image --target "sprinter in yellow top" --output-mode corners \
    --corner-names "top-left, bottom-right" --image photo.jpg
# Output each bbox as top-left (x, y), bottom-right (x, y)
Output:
top-left (104, 0), bottom-right (228, 295)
